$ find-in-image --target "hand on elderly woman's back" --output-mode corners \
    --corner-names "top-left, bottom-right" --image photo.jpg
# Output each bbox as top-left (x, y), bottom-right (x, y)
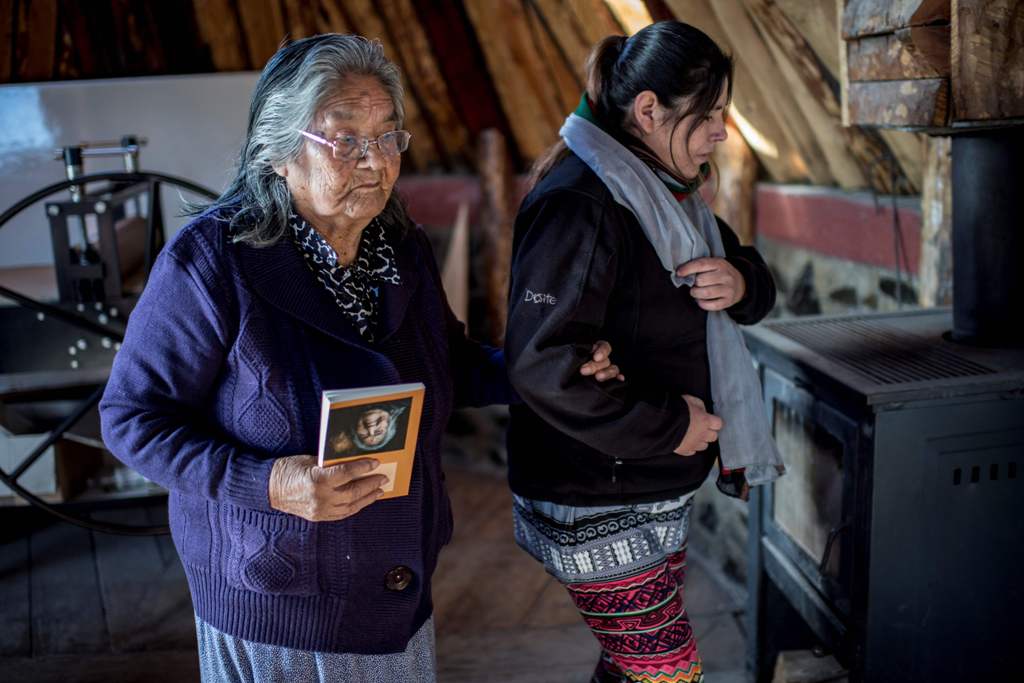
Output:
top-left (269, 455), bottom-right (388, 522)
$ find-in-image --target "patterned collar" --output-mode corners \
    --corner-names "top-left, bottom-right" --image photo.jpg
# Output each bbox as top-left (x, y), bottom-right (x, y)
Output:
top-left (289, 210), bottom-right (401, 341)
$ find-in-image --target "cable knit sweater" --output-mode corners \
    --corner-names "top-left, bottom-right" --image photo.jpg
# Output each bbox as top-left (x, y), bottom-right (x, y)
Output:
top-left (99, 210), bottom-right (511, 654)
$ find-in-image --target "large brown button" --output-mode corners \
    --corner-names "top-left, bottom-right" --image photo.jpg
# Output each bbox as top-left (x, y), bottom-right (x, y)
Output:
top-left (385, 565), bottom-right (413, 591)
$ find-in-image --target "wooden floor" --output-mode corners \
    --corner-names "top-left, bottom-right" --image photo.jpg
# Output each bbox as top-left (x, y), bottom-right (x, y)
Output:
top-left (0, 460), bottom-right (747, 682)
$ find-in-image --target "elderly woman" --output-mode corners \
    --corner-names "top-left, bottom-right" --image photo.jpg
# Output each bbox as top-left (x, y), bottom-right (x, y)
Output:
top-left (99, 34), bottom-right (621, 681)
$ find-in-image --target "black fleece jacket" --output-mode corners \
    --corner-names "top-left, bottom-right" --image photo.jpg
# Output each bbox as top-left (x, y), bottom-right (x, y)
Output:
top-left (504, 152), bottom-right (776, 505)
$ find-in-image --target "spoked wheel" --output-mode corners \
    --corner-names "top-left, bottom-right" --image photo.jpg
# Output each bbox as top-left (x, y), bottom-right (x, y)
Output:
top-left (0, 171), bottom-right (217, 535)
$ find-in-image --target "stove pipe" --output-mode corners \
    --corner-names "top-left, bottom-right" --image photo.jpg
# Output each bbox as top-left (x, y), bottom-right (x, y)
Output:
top-left (951, 127), bottom-right (1024, 348)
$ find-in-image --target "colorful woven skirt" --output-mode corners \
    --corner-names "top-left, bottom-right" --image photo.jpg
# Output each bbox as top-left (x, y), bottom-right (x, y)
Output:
top-left (512, 493), bottom-right (702, 683)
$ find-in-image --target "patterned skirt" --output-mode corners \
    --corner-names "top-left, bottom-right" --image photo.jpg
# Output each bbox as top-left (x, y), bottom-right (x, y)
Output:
top-left (512, 493), bottom-right (702, 683)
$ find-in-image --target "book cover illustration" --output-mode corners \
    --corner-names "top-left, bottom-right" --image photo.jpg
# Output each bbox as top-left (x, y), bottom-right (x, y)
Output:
top-left (317, 382), bottom-right (425, 499)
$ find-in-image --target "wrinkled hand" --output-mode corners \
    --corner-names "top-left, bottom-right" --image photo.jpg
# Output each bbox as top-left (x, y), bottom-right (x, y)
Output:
top-left (675, 395), bottom-right (724, 456)
top-left (676, 257), bottom-right (746, 311)
top-left (579, 340), bottom-right (625, 382)
top-left (269, 454), bottom-right (388, 522)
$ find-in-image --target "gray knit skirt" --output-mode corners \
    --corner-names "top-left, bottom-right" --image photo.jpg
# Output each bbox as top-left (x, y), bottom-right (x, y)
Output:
top-left (194, 614), bottom-right (436, 682)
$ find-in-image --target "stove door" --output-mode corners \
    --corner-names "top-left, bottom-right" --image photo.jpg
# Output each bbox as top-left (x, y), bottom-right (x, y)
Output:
top-left (762, 368), bottom-right (860, 621)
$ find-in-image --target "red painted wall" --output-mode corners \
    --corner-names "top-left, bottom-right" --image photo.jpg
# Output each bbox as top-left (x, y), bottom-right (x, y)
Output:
top-left (397, 177), bottom-right (923, 274)
top-left (397, 176), bottom-right (530, 230)
top-left (755, 185), bottom-right (921, 273)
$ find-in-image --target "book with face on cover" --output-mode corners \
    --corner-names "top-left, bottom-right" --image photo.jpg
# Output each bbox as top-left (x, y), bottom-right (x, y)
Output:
top-left (317, 382), bottom-right (425, 499)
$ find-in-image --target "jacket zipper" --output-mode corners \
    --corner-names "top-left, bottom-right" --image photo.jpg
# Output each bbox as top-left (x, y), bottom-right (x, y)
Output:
top-left (611, 457), bottom-right (622, 484)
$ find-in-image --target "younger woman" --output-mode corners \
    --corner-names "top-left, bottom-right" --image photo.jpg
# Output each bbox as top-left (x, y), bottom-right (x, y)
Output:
top-left (505, 21), bottom-right (783, 683)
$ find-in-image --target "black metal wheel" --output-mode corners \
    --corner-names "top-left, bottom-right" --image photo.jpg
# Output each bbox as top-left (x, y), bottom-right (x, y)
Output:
top-left (0, 171), bottom-right (217, 535)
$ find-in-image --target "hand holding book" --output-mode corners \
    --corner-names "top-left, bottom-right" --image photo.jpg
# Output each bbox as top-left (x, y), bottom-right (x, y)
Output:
top-left (268, 454), bottom-right (389, 522)
top-left (317, 383), bottom-right (426, 500)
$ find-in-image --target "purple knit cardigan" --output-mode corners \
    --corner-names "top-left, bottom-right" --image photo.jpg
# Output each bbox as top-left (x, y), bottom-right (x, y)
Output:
top-left (99, 211), bottom-right (510, 654)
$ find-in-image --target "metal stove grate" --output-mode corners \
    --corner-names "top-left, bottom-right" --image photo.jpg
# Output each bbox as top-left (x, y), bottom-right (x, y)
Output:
top-left (765, 315), bottom-right (997, 386)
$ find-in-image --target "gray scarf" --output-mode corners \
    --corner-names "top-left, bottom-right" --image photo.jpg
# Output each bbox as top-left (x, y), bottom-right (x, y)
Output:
top-left (561, 114), bottom-right (784, 486)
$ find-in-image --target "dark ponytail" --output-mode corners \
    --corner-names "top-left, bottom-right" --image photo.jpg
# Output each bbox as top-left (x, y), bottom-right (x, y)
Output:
top-left (587, 35), bottom-right (628, 128)
top-left (528, 21), bottom-right (733, 189)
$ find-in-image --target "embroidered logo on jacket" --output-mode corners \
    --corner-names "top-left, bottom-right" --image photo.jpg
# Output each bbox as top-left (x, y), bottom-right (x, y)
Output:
top-left (524, 289), bottom-right (558, 305)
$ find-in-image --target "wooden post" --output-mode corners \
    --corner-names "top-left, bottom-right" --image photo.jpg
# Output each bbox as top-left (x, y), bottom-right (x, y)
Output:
top-left (442, 202), bottom-right (472, 325)
top-left (711, 119), bottom-right (759, 246)
top-left (847, 79), bottom-right (949, 128)
top-left (918, 135), bottom-right (953, 307)
top-left (478, 129), bottom-right (514, 345)
top-left (842, 0), bottom-right (950, 38)
top-left (838, 0), bottom-right (851, 128)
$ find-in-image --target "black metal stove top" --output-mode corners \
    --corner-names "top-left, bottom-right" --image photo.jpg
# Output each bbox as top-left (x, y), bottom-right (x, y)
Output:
top-left (746, 308), bottom-right (1024, 405)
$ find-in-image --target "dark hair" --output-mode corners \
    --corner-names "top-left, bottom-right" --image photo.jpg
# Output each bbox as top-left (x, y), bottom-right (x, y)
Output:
top-left (529, 21), bottom-right (734, 188)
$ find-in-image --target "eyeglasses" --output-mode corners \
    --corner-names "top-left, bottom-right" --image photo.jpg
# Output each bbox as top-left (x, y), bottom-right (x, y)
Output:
top-left (296, 129), bottom-right (412, 161)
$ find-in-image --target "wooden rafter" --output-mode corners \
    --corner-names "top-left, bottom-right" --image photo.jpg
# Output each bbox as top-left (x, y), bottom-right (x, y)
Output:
top-left (523, 0), bottom-right (583, 115)
top-left (463, 0), bottom-right (565, 160)
top-left (235, 0), bottom-right (286, 68)
top-left (377, 0), bottom-right (472, 167)
top-left (16, 0), bottom-right (58, 81)
top-left (192, 0), bottom-right (248, 71)
top-left (604, 0), bottom-right (655, 35)
top-left (747, 0), bottom-right (911, 192)
top-left (659, 0), bottom-right (810, 183)
top-left (342, 0), bottom-right (441, 170)
top-left (708, 0), bottom-right (835, 184)
top-left (566, 0), bottom-right (626, 44)
top-left (532, 0), bottom-right (596, 79)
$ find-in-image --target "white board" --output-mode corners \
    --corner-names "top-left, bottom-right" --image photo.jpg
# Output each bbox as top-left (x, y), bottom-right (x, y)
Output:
top-left (0, 72), bottom-right (260, 268)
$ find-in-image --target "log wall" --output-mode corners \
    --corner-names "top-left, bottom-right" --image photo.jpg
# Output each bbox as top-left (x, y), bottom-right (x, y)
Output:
top-left (841, 0), bottom-right (1024, 129)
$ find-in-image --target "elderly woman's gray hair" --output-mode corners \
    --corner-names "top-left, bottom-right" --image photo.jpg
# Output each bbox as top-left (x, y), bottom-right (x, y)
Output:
top-left (203, 34), bottom-right (408, 246)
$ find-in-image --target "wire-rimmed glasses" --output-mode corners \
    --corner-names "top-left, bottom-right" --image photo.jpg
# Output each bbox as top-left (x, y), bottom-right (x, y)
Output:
top-left (296, 129), bottom-right (412, 161)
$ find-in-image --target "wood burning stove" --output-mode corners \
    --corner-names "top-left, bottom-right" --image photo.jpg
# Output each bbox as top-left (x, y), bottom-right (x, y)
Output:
top-left (744, 308), bottom-right (1024, 681)
top-left (757, 3), bottom-right (1024, 676)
